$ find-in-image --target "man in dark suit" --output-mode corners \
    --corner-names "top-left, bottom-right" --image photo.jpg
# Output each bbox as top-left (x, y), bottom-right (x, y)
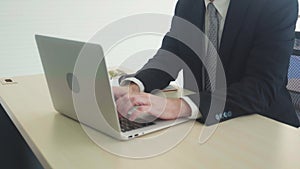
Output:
top-left (113, 0), bottom-right (300, 127)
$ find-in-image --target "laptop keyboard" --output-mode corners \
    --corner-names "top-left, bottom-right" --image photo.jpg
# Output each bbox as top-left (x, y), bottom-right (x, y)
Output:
top-left (118, 114), bottom-right (155, 132)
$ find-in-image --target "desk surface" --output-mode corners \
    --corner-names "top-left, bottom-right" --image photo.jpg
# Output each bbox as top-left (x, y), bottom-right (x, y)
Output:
top-left (1, 74), bottom-right (300, 169)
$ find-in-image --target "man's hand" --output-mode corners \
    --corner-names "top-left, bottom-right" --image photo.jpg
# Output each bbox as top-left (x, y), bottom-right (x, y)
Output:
top-left (112, 82), bottom-right (140, 100)
top-left (115, 92), bottom-right (192, 121)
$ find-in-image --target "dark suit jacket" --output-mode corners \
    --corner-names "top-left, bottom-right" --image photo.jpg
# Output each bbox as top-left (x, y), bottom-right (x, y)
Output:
top-left (126, 0), bottom-right (300, 127)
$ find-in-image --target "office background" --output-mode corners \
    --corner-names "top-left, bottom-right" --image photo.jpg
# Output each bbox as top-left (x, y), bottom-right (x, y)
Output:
top-left (0, 0), bottom-right (177, 77)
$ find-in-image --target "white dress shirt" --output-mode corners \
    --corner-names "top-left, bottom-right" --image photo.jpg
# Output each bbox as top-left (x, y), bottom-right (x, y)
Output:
top-left (120, 0), bottom-right (230, 119)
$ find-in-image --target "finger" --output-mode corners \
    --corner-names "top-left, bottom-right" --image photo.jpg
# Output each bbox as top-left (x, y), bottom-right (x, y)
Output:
top-left (116, 95), bottom-right (127, 117)
top-left (128, 107), bottom-right (147, 122)
top-left (129, 106), bottom-right (158, 123)
top-left (112, 86), bottom-right (130, 100)
top-left (116, 94), bottom-right (144, 118)
top-left (116, 94), bottom-right (134, 118)
top-left (128, 93), bottom-right (150, 106)
top-left (112, 86), bottom-right (124, 99)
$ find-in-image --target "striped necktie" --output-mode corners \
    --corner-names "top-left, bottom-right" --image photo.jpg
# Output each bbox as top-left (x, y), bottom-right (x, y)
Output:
top-left (205, 2), bottom-right (220, 91)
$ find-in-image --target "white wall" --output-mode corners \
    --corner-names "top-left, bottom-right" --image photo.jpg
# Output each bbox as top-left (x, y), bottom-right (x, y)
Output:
top-left (0, 0), bottom-right (177, 77)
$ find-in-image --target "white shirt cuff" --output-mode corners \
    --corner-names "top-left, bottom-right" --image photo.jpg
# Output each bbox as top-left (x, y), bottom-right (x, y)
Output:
top-left (181, 96), bottom-right (202, 119)
top-left (119, 77), bottom-right (145, 92)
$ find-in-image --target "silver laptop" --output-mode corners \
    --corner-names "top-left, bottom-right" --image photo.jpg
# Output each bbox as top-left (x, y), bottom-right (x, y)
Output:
top-left (35, 35), bottom-right (189, 140)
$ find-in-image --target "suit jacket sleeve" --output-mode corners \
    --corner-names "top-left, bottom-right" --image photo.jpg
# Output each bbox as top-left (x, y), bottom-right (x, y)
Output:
top-left (129, 0), bottom-right (188, 92)
top-left (127, 0), bottom-right (298, 125)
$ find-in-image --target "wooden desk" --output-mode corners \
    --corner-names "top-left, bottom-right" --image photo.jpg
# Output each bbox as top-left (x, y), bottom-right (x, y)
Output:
top-left (1, 74), bottom-right (300, 169)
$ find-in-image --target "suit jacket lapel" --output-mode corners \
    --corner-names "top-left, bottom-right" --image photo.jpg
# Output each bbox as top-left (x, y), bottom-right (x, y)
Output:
top-left (219, 0), bottom-right (251, 68)
top-left (190, 0), bottom-right (205, 32)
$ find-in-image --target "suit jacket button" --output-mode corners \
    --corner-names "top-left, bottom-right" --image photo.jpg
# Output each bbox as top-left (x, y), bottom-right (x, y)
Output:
top-left (215, 114), bottom-right (220, 121)
top-left (228, 111), bottom-right (232, 117)
top-left (223, 112), bottom-right (228, 118)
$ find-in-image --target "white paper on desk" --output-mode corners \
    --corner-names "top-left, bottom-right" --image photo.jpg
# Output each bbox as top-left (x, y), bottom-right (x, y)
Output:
top-left (110, 77), bottom-right (120, 87)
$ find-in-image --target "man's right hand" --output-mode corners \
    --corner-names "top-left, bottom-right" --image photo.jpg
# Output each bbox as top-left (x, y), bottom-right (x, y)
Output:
top-left (112, 82), bottom-right (140, 100)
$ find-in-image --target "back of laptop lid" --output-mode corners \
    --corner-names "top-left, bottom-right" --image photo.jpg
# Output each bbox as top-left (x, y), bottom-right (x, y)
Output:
top-left (35, 35), bottom-right (121, 137)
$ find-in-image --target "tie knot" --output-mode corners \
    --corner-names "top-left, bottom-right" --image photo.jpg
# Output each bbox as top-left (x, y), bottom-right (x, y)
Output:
top-left (207, 1), bottom-right (217, 11)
